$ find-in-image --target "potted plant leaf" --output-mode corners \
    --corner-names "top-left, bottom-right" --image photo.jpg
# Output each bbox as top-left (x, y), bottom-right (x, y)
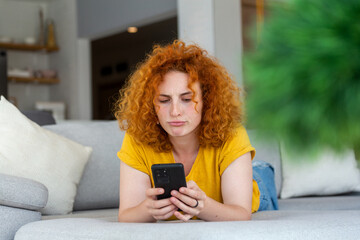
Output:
top-left (244, 0), bottom-right (360, 162)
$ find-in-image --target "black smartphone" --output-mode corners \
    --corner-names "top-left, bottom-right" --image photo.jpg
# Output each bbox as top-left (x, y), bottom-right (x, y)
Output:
top-left (151, 163), bottom-right (187, 200)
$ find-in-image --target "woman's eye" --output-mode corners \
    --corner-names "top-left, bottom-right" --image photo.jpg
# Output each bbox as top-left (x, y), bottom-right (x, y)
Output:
top-left (159, 99), bottom-right (170, 103)
top-left (183, 98), bottom-right (192, 102)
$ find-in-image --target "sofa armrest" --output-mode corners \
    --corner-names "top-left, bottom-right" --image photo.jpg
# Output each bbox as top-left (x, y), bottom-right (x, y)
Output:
top-left (0, 173), bottom-right (48, 240)
top-left (0, 173), bottom-right (48, 211)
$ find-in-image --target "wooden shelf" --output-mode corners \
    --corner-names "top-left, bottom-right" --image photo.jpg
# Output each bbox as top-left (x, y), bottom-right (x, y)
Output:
top-left (0, 42), bottom-right (59, 52)
top-left (8, 76), bottom-right (60, 84)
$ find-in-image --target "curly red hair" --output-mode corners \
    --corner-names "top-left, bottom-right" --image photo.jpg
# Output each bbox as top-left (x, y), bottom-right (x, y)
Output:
top-left (114, 40), bottom-right (243, 152)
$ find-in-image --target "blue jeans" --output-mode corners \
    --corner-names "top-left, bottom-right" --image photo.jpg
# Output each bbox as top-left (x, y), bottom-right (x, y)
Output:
top-left (252, 160), bottom-right (279, 211)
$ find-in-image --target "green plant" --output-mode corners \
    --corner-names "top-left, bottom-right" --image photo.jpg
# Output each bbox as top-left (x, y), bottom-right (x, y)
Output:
top-left (244, 0), bottom-right (360, 159)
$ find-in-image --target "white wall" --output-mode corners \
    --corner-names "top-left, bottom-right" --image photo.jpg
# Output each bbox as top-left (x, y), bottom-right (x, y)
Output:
top-left (177, 0), bottom-right (215, 55)
top-left (76, 38), bottom-right (91, 120)
top-left (0, 0), bottom-right (51, 110)
top-left (177, 0), bottom-right (243, 86)
top-left (214, 0), bottom-right (243, 86)
top-left (0, 0), bottom-right (48, 42)
top-left (47, 0), bottom-right (80, 119)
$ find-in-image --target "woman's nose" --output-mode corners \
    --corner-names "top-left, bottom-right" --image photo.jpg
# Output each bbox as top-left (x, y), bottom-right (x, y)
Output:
top-left (170, 102), bottom-right (181, 116)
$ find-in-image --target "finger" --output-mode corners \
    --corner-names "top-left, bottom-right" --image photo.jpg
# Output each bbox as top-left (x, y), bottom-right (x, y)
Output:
top-left (146, 188), bottom-right (164, 198)
top-left (154, 209), bottom-right (178, 221)
top-left (186, 180), bottom-right (198, 188)
top-left (170, 196), bottom-right (198, 215)
top-left (171, 190), bottom-right (198, 208)
top-left (174, 211), bottom-right (193, 222)
top-left (178, 187), bottom-right (204, 201)
top-left (150, 203), bottom-right (177, 218)
top-left (147, 198), bottom-right (173, 210)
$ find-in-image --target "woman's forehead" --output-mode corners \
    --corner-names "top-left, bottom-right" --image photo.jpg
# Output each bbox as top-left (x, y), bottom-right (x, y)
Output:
top-left (158, 71), bottom-right (200, 92)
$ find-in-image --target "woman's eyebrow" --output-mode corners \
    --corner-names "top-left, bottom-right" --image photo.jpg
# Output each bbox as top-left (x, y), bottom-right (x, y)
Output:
top-left (159, 91), bottom-right (192, 97)
top-left (180, 91), bottom-right (192, 96)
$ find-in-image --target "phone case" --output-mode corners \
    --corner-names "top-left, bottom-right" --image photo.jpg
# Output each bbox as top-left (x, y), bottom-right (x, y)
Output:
top-left (151, 163), bottom-right (187, 200)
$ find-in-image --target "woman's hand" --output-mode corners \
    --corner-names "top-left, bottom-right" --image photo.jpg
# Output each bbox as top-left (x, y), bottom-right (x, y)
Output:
top-left (144, 188), bottom-right (178, 220)
top-left (170, 180), bottom-right (207, 221)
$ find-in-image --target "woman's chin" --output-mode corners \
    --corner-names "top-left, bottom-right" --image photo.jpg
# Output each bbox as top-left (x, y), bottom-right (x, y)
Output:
top-left (169, 130), bottom-right (185, 137)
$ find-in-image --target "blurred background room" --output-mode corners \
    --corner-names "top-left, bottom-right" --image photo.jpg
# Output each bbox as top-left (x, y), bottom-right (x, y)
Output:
top-left (0, 0), bottom-right (264, 121)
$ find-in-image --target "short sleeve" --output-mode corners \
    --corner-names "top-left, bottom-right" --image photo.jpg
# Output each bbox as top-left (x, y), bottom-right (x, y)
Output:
top-left (117, 133), bottom-right (150, 175)
top-left (219, 126), bottom-right (256, 176)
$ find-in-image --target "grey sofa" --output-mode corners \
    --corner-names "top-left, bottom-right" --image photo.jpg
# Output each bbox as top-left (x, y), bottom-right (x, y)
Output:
top-left (1, 120), bottom-right (360, 240)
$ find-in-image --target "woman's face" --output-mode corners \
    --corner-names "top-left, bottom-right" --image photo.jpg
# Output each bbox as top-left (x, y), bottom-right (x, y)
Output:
top-left (155, 71), bottom-right (203, 139)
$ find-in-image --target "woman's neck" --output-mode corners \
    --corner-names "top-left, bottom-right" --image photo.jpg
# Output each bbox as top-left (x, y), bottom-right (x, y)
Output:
top-left (169, 133), bottom-right (200, 175)
top-left (169, 133), bottom-right (200, 157)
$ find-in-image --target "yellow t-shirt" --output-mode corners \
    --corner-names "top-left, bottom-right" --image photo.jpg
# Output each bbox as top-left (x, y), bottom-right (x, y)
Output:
top-left (117, 126), bottom-right (260, 219)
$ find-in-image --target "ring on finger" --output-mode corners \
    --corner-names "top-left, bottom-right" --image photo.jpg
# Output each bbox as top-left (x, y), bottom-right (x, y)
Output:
top-left (192, 199), bottom-right (199, 208)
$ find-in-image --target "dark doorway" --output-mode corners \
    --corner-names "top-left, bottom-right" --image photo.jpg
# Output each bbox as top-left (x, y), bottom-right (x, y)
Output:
top-left (91, 17), bottom-right (178, 120)
top-left (0, 50), bottom-right (7, 99)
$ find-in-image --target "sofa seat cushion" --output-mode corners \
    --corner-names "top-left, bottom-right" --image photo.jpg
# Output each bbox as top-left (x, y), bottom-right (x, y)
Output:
top-left (41, 208), bottom-right (118, 222)
top-left (278, 192), bottom-right (360, 211)
top-left (15, 210), bottom-right (360, 240)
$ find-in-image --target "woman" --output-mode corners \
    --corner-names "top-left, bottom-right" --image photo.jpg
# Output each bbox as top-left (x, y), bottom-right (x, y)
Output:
top-left (115, 40), bottom-right (277, 222)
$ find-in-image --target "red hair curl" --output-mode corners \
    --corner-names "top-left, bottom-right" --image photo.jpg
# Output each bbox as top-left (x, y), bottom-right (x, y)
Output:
top-left (114, 40), bottom-right (243, 152)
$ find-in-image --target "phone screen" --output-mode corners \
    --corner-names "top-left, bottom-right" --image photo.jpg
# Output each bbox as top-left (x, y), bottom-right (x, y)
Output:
top-left (151, 163), bottom-right (187, 200)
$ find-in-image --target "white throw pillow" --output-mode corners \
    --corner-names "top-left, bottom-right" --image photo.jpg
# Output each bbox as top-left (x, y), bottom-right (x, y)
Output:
top-left (280, 143), bottom-right (360, 199)
top-left (0, 96), bottom-right (92, 214)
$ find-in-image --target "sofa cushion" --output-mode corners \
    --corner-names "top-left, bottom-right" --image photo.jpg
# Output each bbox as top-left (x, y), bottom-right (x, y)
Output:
top-left (0, 173), bottom-right (48, 211)
top-left (280, 145), bottom-right (360, 199)
top-left (15, 210), bottom-right (360, 240)
top-left (44, 121), bottom-right (125, 211)
top-left (0, 205), bottom-right (41, 240)
top-left (278, 192), bottom-right (360, 211)
top-left (247, 130), bottom-right (282, 197)
top-left (22, 110), bottom-right (56, 126)
top-left (0, 96), bottom-right (92, 215)
top-left (42, 208), bottom-right (118, 222)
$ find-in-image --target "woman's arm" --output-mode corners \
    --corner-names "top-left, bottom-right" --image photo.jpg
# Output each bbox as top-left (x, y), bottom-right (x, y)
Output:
top-left (118, 161), bottom-right (178, 222)
top-left (169, 152), bottom-right (253, 221)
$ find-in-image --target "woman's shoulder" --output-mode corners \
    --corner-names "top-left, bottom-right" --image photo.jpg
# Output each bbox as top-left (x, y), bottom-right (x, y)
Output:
top-left (217, 125), bottom-right (252, 151)
top-left (122, 132), bottom-right (168, 155)
top-left (229, 125), bottom-right (250, 142)
top-left (122, 132), bottom-right (151, 152)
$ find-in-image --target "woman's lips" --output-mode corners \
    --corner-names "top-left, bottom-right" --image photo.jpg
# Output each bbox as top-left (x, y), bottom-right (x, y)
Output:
top-left (168, 121), bottom-right (186, 126)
